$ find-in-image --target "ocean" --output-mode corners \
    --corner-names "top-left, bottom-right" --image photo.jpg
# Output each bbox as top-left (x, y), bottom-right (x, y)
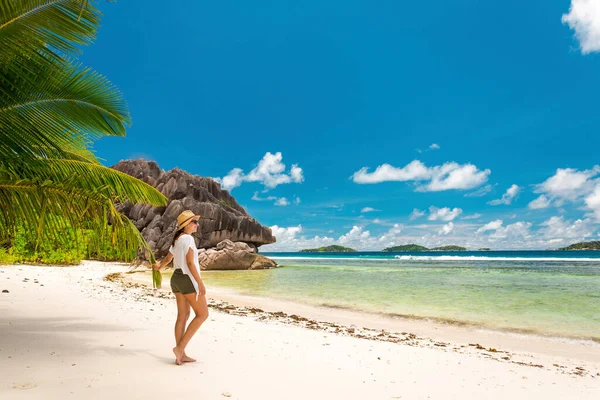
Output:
top-left (201, 251), bottom-right (600, 341)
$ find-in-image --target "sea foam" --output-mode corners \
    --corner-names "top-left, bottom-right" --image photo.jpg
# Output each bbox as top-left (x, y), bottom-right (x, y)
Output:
top-left (393, 255), bottom-right (600, 262)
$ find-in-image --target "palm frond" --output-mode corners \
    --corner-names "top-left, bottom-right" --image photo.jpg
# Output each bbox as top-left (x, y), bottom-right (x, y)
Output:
top-left (0, 0), bottom-right (101, 60)
top-left (0, 176), bottom-right (153, 260)
top-left (0, 55), bottom-right (130, 161)
top-left (0, 0), bottom-right (162, 262)
top-left (1, 159), bottom-right (167, 206)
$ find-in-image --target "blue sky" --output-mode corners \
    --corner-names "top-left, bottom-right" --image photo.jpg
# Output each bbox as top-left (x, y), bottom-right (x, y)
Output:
top-left (85, 1), bottom-right (600, 250)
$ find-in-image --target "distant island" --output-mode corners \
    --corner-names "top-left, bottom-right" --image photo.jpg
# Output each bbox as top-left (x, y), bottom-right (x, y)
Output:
top-left (382, 244), bottom-right (466, 252)
top-left (300, 245), bottom-right (357, 253)
top-left (557, 241), bottom-right (600, 251)
top-left (478, 248), bottom-right (491, 251)
top-left (430, 245), bottom-right (467, 251)
top-left (382, 244), bottom-right (428, 252)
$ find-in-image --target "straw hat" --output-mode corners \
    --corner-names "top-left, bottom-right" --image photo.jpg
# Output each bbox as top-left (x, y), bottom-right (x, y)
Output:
top-left (177, 210), bottom-right (200, 229)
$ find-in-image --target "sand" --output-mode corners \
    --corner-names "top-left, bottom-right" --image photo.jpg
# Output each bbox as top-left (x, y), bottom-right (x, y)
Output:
top-left (0, 261), bottom-right (599, 400)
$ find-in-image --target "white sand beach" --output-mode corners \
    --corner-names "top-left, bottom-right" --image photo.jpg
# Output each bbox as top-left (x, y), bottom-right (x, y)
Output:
top-left (1, 261), bottom-right (599, 400)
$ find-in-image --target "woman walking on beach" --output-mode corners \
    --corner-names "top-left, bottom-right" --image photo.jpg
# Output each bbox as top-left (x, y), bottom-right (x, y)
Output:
top-left (153, 210), bottom-right (209, 365)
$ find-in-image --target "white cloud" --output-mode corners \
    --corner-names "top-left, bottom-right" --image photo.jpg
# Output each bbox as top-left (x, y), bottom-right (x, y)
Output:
top-left (270, 225), bottom-right (303, 240)
top-left (352, 160), bottom-right (490, 192)
top-left (338, 226), bottom-right (371, 245)
top-left (341, 224), bottom-right (405, 249)
top-left (562, 0), bottom-right (600, 54)
top-left (246, 153), bottom-right (304, 188)
top-left (215, 168), bottom-right (243, 191)
top-left (216, 152), bottom-right (304, 191)
top-left (532, 166), bottom-right (600, 219)
top-left (488, 184), bottom-right (520, 206)
top-left (409, 208), bottom-right (426, 220)
top-left (294, 197), bottom-right (301, 205)
top-left (378, 224), bottom-right (403, 242)
top-left (251, 192), bottom-right (277, 202)
top-left (252, 191), bottom-right (295, 207)
top-left (465, 184), bottom-right (494, 197)
top-left (534, 167), bottom-right (599, 202)
top-left (439, 222), bottom-right (454, 235)
top-left (528, 195), bottom-right (550, 209)
top-left (421, 163), bottom-right (490, 192)
top-left (430, 143), bottom-right (440, 150)
top-left (266, 214), bottom-right (597, 251)
top-left (290, 165), bottom-right (304, 183)
top-left (267, 225), bottom-right (334, 251)
top-left (477, 220), bottom-right (503, 233)
top-left (539, 216), bottom-right (595, 240)
top-left (352, 160), bottom-right (430, 183)
top-left (428, 206), bottom-right (462, 221)
top-left (464, 215), bottom-right (598, 249)
top-left (361, 207), bottom-right (379, 213)
top-left (462, 213), bottom-right (482, 220)
top-left (265, 224), bottom-right (404, 251)
top-left (584, 185), bottom-right (600, 220)
top-left (490, 222), bottom-right (532, 240)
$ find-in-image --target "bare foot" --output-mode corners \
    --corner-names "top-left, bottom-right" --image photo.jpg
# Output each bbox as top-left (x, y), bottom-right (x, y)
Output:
top-left (182, 354), bottom-right (196, 363)
top-left (173, 347), bottom-right (184, 365)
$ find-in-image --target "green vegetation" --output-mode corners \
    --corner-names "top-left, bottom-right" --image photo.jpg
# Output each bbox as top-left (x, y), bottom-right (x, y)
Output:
top-left (381, 243), bottom-right (429, 252)
top-left (219, 199), bottom-right (236, 209)
top-left (0, 224), bottom-right (137, 265)
top-left (430, 245), bottom-right (467, 251)
top-left (558, 241), bottom-right (600, 250)
top-left (382, 244), bottom-right (429, 252)
top-left (300, 245), bottom-right (357, 252)
top-left (0, 1), bottom-right (166, 264)
top-left (382, 244), bottom-right (466, 252)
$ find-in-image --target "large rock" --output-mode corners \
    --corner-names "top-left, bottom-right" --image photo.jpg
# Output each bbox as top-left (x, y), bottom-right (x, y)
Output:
top-left (199, 240), bottom-right (278, 270)
top-left (112, 160), bottom-right (276, 261)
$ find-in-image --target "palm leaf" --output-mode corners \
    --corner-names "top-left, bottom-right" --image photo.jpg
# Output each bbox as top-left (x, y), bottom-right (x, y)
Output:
top-left (0, 156), bottom-right (166, 254)
top-left (0, 175), bottom-right (155, 260)
top-left (152, 269), bottom-right (162, 289)
top-left (1, 158), bottom-right (166, 206)
top-left (0, 0), bottom-right (164, 262)
top-left (0, 0), bottom-right (101, 60)
top-left (0, 55), bottom-right (130, 162)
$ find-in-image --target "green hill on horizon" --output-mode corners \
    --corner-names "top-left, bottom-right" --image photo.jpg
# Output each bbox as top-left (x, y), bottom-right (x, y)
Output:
top-left (382, 244), bottom-right (466, 252)
top-left (430, 245), bottom-right (467, 251)
top-left (558, 241), bottom-right (600, 250)
top-left (382, 244), bottom-right (429, 252)
top-left (300, 245), bottom-right (356, 253)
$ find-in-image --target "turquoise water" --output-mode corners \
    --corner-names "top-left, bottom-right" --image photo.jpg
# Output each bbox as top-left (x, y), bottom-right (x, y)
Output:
top-left (202, 251), bottom-right (600, 340)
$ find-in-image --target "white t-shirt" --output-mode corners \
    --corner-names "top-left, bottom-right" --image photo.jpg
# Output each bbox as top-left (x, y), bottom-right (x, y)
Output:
top-left (169, 234), bottom-right (201, 295)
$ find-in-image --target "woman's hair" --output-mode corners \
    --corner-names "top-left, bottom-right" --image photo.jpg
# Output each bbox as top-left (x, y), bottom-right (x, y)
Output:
top-left (172, 228), bottom-right (185, 246)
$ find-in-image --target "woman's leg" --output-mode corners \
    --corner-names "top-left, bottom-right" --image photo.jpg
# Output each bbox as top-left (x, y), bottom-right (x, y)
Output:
top-left (174, 292), bottom-right (190, 345)
top-left (172, 293), bottom-right (209, 365)
top-left (173, 293), bottom-right (195, 363)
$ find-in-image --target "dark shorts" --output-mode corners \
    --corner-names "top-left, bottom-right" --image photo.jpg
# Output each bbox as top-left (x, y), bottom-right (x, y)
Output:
top-left (170, 269), bottom-right (196, 295)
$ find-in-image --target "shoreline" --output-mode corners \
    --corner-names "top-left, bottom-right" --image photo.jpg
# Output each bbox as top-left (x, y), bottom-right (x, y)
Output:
top-left (123, 269), bottom-right (600, 370)
top-left (214, 286), bottom-right (600, 345)
top-left (128, 269), bottom-right (600, 347)
top-left (268, 255), bottom-right (600, 261)
top-left (1, 261), bottom-right (599, 399)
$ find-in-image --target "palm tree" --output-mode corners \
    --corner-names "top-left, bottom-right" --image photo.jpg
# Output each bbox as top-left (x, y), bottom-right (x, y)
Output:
top-left (0, 1), bottom-right (167, 260)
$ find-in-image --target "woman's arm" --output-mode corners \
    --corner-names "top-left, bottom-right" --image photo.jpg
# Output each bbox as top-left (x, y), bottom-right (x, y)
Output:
top-left (153, 252), bottom-right (173, 270)
top-left (186, 248), bottom-right (206, 295)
